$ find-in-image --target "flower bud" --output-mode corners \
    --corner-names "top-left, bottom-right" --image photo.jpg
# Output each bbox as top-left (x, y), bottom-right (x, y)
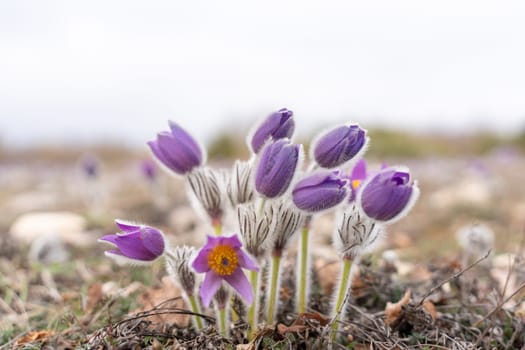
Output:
top-left (249, 108), bottom-right (295, 154)
top-left (166, 246), bottom-right (197, 297)
top-left (292, 170), bottom-right (349, 212)
top-left (98, 220), bottom-right (165, 264)
top-left (267, 199), bottom-right (306, 255)
top-left (348, 159), bottom-right (367, 202)
top-left (147, 121), bottom-right (204, 175)
top-left (140, 159), bottom-right (157, 181)
top-left (312, 124), bottom-right (368, 169)
top-left (255, 139), bottom-right (301, 199)
top-left (186, 166), bottom-right (225, 226)
top-left (227, 160), bottom-right (255, 206)
top-left (357, 166), bottom-right (419, 224)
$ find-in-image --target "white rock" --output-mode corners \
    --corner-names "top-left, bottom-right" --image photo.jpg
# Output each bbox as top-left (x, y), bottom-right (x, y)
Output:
top-left (9, 211), bottom-right (91, 246)
top-left (28, 234), bottom-right (70, 264)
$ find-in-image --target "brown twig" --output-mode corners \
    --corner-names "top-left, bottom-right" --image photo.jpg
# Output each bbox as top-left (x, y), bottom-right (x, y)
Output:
top-left (417, 249), bottom-right (491, 307)
top-left (473, 280), bottom-right (525, 327)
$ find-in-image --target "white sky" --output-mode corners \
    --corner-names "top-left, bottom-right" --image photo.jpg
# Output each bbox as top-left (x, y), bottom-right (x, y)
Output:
top-left (1, 0), bottom-right (524, 147)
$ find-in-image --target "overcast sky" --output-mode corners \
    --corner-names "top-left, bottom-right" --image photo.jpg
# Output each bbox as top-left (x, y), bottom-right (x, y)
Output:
top-left (1, 0), bottom-right (524, 147)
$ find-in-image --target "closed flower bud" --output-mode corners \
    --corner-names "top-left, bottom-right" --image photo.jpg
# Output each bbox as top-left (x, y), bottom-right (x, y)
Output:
top-left (357, 166), bottom-right (419, 224)
top-left (267, 199), bottom-right (306, 255)
top-left (227, 160), bottom-right (255, 206)
top-left (255, 139), bottom-right (302, 199)
top-left (237, 203), bottom-right (274, 260)
top-left (98, 220), bottom-right (165, 265)
top-left (147, 121), bottom-right (204, 175)
top-left (334, 206), bottom-right (382, 260)
top-left (292, 170), bottom-right (349, 212)
top-left (312, 123), bottom-right (368, 169)
top-left (249, 108), bottom-right (295, 154)
top-left (186, 166), bottom-right (225, 226)
top-left (165, 246), bottom-right (197, 297)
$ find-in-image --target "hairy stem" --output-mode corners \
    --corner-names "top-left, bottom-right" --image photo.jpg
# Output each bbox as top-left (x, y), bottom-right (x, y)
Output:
top-left (267, 254), bottom-right (282, 325)
top-left (331, 258), bottom-right (353, 340)
top-left (247, 269), bottom-right (260, 339)
top-left (218, 307), bottom-right (228, 337)
top-left (188, 294), bottom-right (204, 330)
top-left (297, 226), bottom-right (310, 314)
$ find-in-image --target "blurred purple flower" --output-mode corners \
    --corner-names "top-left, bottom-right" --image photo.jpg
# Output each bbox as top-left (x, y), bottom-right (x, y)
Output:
top-left (99, 220), bottom-right (165, 264)
top-left (147, 121), bottom-right (203, 175)
top-left (250, 108), bottom-right (295, 153)
top-left (192, 234), bottom-right (259, 307)
top-left (357, 166), bottom-right (419, 223)
top-left (312, 124), bottom-right (368, 169)
top-left (348, 159), bottom-right (367, 202)
top-left (140, 159), bottom-right (158, 181)
top-left (80, 155), bottom-right (99, 178)
top-left (292, 170), bottom-right (349, 212)
top-left (255, 139), bottom-right (301, 198)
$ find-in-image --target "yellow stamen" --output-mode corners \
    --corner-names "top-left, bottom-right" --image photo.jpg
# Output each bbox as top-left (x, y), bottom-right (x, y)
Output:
top-left (351, 179), bottom-right (361, 190)
top-left (208, 244), bottom-right (239, 276)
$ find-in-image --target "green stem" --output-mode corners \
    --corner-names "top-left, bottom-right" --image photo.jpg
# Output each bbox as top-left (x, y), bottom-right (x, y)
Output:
top-left (213, 223), bottom-right (222, 236)
top-left (297, 226), bottom-right (310, 314)
top-left (247, 269), bottom-right (260, 339)
top-left (258, 198), bottom-right (266, 216)
top-left (267, 254), bottom-right (282, 325)
top-left (188, 294), bottom-right (204, 330)
top-left (218, 307), bottom-right (228, 337)
top-left (331, 258), bottom-right (353, 340)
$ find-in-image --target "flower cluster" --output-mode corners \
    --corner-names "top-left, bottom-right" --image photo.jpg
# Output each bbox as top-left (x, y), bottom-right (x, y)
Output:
top-left (98, 108), bottom-right (420, 340)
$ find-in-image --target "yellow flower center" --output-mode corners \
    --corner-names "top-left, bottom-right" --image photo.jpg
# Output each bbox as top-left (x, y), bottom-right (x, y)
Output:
top-left (207, 244), bottom-right (239, 276)
top-left (352, 179), bottom-right (361, 190)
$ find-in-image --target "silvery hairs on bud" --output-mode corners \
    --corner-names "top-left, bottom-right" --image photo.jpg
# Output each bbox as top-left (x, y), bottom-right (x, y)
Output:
top-left (186, 166), bottom-right (225, 223)
top-left (334, 205), bottom-right (383, 260)
top-left (165, 246), bottom-right (197, 297)
top-left (268, 199), bottom-right (306, 256)
top-left (214, 284), bottom-right (230, 310)
top-left (237, 202), bottom-right (274, 260)
top-left (227, 160), bottom-right (255, 207)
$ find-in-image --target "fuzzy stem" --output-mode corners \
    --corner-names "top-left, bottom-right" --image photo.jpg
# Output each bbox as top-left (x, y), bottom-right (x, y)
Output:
top-left (188, 294), bottom-right (204, 330)
top-left (247, 269), bottom-right (260, 339)
top-left (218, 307), bottom-right (228, 337)
top-left (331, 258), bottom-right (353, 340)
top-left (267, 254), bottom-right (282, 325)
top-left (297, 226), bottom-right (310, 314)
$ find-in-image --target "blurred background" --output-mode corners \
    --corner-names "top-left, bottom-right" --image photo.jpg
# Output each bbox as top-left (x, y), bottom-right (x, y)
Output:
top-left (1, 0), bottom-right (525, 341)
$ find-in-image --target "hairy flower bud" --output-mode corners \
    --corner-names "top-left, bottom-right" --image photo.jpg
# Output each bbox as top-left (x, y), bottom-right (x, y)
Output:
top-left (255, 139), bottom-right (301, 199)
top-left (312, 123), bottom-right (368, 169)
top-left (249, 108), bottom-right (295, 154)
top-left (292, 170), bottom-right (349, 212)
top-left (166, 246), bottom-right (197, 297)
top-left (237, 203), bottom-right (274, 259)
top-left (186, 166), bottom-right (225, 226)
top-left (357, 166), bottom-right (419, 224)
top-left (227, 160), bottom-right (255, 206)
top-left (267, 199), bottom-right (306, 255)
top-left (148, 121), bottom-right (204, 175)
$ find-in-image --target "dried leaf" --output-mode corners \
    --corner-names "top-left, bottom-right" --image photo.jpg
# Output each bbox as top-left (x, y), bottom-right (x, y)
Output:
top-left (15, 330), bottom-right (55, 347)
top-left (85, 282), bottom-right (103, 313)
top-left (422, 300), bottom-right (438, 321)
top-left (385, 289), bottom-right (411, 326)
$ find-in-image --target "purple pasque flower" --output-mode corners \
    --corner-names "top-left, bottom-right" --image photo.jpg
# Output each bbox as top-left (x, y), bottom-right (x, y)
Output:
top-left (292, 170), bottom-right (349, 212)
top-left (312, 123), bottom-right (368, 169)
top-left (147, 121), bottom-right (204, 175)
top-left (249, 108), bottom-right (295, 154)
top-left (192, 234), bottom-right (259, 307)
top-left (255, 139), bottom-right (301, 199)
top-left (80, 154), bottom-right (99, 178)
top-left (98, 220), bottom-right (166, 264)
top-left (357, 166), bottom-right (419, 224)
top-left (348, 159), bottom-right (367, 202)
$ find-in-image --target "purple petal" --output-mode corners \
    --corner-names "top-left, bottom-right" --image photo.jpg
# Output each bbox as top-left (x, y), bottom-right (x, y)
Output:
top-left (98, 234), bottom-right (119, 245)
top-left (192, 247), bottom-right (212, 273)
top-left (224, 268), bottom-right (253, 305)
top-left (115, 220), bottom-right (140, 233)
top-left (219, 234), bottom-right (243, 249)
top-left (111, 231), bottom-right (159, 261)
top-left (200, 271), bottom-right (223, 307)
top-left (350, 159), bottom-right (367, 181)
top-left (251, 109), bottom-right (294, 153)
top-left (168, 121), bottom-right (203, 163)
top-left (314, 125), bottom-right (366, 168)
top-left (237, 250), bottom-right (259, 271)
top-left (140, 226), bottom-right (165, 257)
top-left (157, 133), bottom-right (198, 174)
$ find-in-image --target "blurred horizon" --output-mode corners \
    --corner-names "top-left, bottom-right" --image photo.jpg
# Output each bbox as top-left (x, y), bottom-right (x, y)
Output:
top-left (1, 0), bottom-right (525, 148)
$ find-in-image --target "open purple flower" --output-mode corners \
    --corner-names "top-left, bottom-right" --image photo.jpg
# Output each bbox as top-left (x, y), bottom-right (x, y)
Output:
top-left (348, 159), bottom-right (367, 202)
top-left (292, 170), bottom-right (349, 212)
top-left (357, 166), bottom-right (419, 223)
top-left (312, 124), bottom-right (368, 169)
top-left (98, 220), bottom-right (166, 264)
top-left (192, 234), bottom-right (259, 307)
top-left (147, 121), bottom-right (204, 175)
top-left (249, 108), bottom-right (295, 154)
top-left (255, 139), bottom-right (301, 198)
